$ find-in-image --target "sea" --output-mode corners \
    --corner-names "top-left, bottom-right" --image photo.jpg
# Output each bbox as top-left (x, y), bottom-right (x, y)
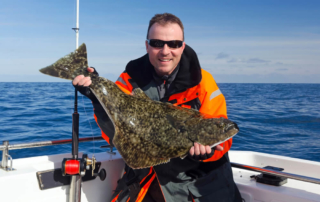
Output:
top-left (0, 82), bottom-right (319, 162)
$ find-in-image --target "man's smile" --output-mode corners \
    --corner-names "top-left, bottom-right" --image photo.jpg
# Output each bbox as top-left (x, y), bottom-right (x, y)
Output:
top-left (159, 58), bottom-right (172, 62)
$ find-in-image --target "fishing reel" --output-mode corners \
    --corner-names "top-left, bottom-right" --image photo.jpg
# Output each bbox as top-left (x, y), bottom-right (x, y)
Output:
top-left (61, 154), bottom-right (106, 180)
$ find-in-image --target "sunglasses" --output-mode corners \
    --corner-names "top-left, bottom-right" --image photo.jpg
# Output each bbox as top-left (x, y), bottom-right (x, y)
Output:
top-left (147, 39), bottom-right (183, 49)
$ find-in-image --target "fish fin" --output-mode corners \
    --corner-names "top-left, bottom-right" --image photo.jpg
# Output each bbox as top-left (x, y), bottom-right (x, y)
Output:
top-left (132, 88), bottom-right (150, 100)
top-left (133, 157), bottom-right (170, 169)
top-left (209, 133), bottom-right (237, 148)
top-left (112, 129), bottom-right (170, 169)
top-left (39, 43), bottom-right (88, 80)
top-left (180, 153), bottom-right (188, 159)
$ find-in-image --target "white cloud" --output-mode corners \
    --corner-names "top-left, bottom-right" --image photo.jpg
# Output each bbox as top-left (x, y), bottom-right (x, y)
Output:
top-left (215, 52), bottom-right (229, 59)
top-left (246, 58), bottom-right (270, 64)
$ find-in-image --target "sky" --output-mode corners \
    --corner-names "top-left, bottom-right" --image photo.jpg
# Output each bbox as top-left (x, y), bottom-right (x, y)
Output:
top-left (0, 0), bottom-right (319, 83)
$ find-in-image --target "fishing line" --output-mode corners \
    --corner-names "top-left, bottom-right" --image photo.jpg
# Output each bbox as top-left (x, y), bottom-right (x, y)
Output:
top-left (81, 95), bottom-right (96, 156)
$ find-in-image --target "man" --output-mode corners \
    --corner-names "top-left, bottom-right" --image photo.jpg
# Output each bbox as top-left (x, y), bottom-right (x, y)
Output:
top-left (73, 13), bottom-right (241, 202)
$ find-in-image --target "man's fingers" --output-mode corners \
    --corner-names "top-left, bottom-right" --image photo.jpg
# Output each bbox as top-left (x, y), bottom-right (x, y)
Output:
top-left (72, 75), bottom-right (85, 85)
top-left (189, 146), bottom-right (195, 156)
top-left (214, 145), bottom-right (224, 151)
top-left (205, 145), bottom-right (212, 154)
top-left (194, 143), bottom-right (200, 155)
top-left (199, 144), bottom-right (206, 155)
top-left (78, 77), bottom-right (92, 86)
top-left (83, 79), bottom-right (92, 87)
top-left (87, 67), bottom-right (94, 73)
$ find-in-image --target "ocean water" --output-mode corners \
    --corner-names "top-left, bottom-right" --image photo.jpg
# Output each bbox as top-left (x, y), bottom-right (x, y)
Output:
top-left (0, 82), bottom-right (319, 162)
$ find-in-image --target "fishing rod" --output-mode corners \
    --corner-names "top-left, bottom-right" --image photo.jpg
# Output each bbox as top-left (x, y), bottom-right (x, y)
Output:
top-left (66, 1), bottom-right (83, 201)
top-left (60, 1), bottom-right (106, 201)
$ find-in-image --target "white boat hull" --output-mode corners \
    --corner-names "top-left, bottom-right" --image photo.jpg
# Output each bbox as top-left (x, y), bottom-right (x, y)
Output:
top-left (0, 151), bottom-right (319, 202)
top-left (230, 151), bottom-right (320, 202)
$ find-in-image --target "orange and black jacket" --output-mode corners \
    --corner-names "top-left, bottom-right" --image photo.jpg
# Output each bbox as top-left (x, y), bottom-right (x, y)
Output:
top-left (93, 45), bottom-right (240, 202)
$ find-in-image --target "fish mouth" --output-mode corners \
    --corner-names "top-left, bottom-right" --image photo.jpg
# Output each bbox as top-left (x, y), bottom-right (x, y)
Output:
top-left (225, 122), bottom-right (239, 133)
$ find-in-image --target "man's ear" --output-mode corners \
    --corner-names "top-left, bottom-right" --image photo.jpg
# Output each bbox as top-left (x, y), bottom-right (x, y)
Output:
top-left (182, 41), bottom-right (186, 51)
top-left (145, 40), bottom-right (149, 53)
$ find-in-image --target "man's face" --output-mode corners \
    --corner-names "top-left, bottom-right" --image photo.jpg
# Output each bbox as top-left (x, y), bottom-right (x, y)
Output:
top-left (146, 22), bottom-right (185, 76)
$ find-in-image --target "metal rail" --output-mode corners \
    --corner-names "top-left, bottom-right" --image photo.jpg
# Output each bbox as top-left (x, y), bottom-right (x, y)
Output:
top-left (0, 136), bottom-right (103, 151)
top-left (1, 139), bottom-right (319, 185)
top-left (231, 162), bottom-right (320, 185)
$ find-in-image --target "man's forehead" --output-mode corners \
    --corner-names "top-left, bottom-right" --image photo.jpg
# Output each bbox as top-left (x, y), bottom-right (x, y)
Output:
top-left (148, 22), bottom-right (183, 40)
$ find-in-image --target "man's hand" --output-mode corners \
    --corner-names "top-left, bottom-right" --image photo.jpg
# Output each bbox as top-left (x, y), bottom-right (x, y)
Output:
top-left (72, 67), bottom-right (95, 87)
top-left (188, 142), bottom-right (224, 161)
top-left (72, 67), bottom-right (98, 101)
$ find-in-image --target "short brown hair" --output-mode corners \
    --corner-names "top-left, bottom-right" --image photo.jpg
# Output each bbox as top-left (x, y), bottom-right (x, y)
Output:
top-left (147, 13), bottom-right (184, 40)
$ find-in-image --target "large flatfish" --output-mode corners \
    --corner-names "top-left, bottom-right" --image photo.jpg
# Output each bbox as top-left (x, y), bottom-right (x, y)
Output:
top-left (39, 44), bottom-right (239, 169)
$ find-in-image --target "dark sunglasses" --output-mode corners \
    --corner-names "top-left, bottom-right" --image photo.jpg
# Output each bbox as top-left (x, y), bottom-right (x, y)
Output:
top-left (147, 39), bottom-right (183, 49)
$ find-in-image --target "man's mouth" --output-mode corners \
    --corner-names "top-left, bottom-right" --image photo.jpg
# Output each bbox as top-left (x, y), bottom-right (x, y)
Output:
top-left (159, 59), bottom-right (171, 62)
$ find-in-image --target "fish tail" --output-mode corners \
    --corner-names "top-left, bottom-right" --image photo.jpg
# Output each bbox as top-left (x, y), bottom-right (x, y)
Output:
top-left (39, 43), bottom-right (89, 80)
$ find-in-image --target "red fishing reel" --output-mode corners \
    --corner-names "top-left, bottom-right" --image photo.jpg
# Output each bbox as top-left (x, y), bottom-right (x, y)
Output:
top-left (61, 154), bottom-right (95, 176)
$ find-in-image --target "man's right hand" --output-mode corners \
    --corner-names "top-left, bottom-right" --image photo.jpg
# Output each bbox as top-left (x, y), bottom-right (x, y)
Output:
top-left (72, 67), bottom-right (95, 87)
top-left (72, 67), bottom-right (98, 101)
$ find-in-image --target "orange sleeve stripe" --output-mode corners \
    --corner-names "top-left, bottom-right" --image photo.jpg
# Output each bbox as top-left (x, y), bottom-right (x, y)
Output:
top-left (140, 167), bottom-right (154, 184)
top-left (116, 84), bottom-right (132, 95)
top-left (111, 191), bottom-right (121, 202)
top-left (115, 80), bottom-right (129, 90)
top-left (181, 104), bottom-right (191, 109)
top-left (136, 173), bottom-right (156, 202)
top-left (117, 72), bottom-right (134, 92)
top-left (93, 114), bottom-right (110, 144)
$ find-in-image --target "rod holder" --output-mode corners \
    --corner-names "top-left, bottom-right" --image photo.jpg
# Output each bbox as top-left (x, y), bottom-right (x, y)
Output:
top-left (1, 141), bottom-right (8, 169)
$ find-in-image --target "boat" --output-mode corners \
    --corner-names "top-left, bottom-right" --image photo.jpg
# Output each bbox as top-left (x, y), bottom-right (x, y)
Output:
top-left (1, 1), bottom-right (319, 201)
top-left (1, 138), bottom-right (320, 201)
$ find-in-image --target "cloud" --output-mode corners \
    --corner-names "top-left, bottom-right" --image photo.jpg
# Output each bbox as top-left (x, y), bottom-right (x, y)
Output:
top-left (246, 58), bottom-right (270, 63)
top-left (215, 52), bottom-right (229, 59)
top-left (276, 68), bottom-right (288, 71)
top-left (211, 73), bottom-right (320, 83)
top-left (227, 58), bottom-right (238, 63)
top-left (225, 57), bottom-right (270, 64)
top-left (275, 62), bottom-right (284, 65)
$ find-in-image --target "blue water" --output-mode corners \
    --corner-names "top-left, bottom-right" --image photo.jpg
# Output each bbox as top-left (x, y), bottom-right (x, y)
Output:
top-left (0, 83), bottom-right (319, 162)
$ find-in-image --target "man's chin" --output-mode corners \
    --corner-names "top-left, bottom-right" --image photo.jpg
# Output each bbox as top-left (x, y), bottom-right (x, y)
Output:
top-left (155, 67), bottom-right (174, 76)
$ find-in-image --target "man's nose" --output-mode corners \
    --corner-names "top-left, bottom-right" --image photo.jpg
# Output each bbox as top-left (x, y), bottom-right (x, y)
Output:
top-left (161, 44), bottom-right (170, 55)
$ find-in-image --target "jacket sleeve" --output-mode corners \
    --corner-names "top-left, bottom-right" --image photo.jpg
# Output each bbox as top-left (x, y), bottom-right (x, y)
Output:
top-left (94, 72), bottom-right (133, 144)
top-left (115, 72), bottom-right (134, 95)
top-left (198, 69), bottom-right (232, 162)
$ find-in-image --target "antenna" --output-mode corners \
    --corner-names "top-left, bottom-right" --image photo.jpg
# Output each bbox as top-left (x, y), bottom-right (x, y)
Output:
top-left (72, 0), bottom-right (80, 49)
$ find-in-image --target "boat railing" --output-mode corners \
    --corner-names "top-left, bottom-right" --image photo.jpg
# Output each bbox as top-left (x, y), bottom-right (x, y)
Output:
top-left (1, 138), bottom-right (320, 185)
top-left (231, 162), bottom-right (320, 185)
top-left (0, 136), bottom-right (104, 171)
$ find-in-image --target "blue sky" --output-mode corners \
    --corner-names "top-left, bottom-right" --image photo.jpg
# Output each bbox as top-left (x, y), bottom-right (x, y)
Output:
top-left (1, 0), bottom-right (319, 83)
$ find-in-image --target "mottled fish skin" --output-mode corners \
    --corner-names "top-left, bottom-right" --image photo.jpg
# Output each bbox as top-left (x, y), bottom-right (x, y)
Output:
top-left (40, 43), bottom-right (239, 169)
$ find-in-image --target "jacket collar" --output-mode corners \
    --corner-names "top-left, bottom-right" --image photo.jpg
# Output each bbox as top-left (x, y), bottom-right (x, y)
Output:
top-left (125, 44), bottom-right (202, 93)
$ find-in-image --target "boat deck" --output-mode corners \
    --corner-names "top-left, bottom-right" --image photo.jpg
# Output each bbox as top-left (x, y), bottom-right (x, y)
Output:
top-left (0, 151), bottom-right (319, 202)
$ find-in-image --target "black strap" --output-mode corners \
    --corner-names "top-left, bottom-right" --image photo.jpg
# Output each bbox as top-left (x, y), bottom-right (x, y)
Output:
top-left (125, 167), bottom-right (156, 202)
top-left (125, 169), bottom-right (141, 202)
top-left (128, 182), bottom-right (140, 202)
